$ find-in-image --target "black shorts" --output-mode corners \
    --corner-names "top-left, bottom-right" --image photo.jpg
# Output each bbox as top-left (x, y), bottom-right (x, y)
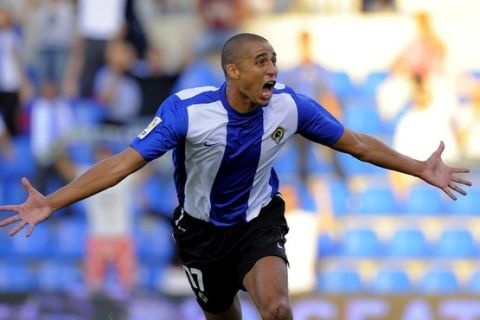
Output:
top-left (171, 195), bottom-right (289, 314)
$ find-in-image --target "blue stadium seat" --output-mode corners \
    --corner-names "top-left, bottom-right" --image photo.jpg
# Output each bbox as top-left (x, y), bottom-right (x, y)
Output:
top-left (37, 261), bottom-right (83, 293)
top-left (361, 71), bottom-right (389, 95)
top-left (343, 107), bottom-right (383, 135)
top-left (467, 270), bottom-right (480, 293)
top-left (449, 188), bottom-right (480, 215)
top-left (0, 261), bottom-right (35, 292)
top-left (135, 219), bottom-right (174, 265)
top-left (433, 229), bottom-right (477, 258)
top-left (66, 141), bottom-right (95, 166)
top-left (52, 219), bottom-right (87, 260)
top-left (306, 144), bottom-right (334, 175)
top-left (0, 135), bottom-right (36, 180)
top-left (340, 229), bottom-right (380, 257)
top-left (352, 187), bottom-right (399, 215)
top-left (317, 268), bottom-right (362, 294)
top-left (273, 140), bottom-right (301, 181)
top-left (11, 223), bottom-right (53, 259)
top-left (420, 268), bottom-right (459, 294)
top-left (328, 71), bottom-right (354, 100)
top-left (403, 186), bottom-right (446, 215)
top-left (327, 178), bottom-right (350, 216)
top-left (387, 229), bottom-right (429, 258)
top-left (337, 152), bottom-right (385, 177)
top-left (72, 99), bottom-right (106, 125)
top-left (371, 268), bottom-right (411, 293)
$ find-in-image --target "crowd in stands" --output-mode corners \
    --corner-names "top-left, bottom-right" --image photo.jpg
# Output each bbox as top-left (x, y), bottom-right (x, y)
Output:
top-left (0, 1), bottom-right (479, 317)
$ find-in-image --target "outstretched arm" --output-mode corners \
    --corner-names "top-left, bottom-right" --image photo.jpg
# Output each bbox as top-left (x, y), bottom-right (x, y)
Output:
top-left (332, 128), bottom-right (471, 199)
top-left (0, 147), bottom-right (148, 236)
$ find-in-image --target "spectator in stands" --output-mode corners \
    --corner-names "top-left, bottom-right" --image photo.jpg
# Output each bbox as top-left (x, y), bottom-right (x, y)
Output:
top-left (59, 142), bottom-right (138, 296)
top-left (0, 6), bottom-right (32, 136)
top-left (453, 80), bottom-right (480, 167)
top-left (281, 181), bottom-right (337, 296)
top-left (390, 76), bottom-right (460, 198)
top-left (30, 80), bottom-right (74, 195)
top-left (280, 30), bottom-right (343, 181)
top-left (24, 0), bottom-right (75, 89)
top-left (195, 0), bottom-right (250, 55)
top-left (393, 11), bottom-right (446, 81)
top-left (132, 45), bottom-right (179, 117)
top-left (0, 115), bottom-right (12, 159)
top-left (93, 40), bottom-right (141, 126)
top-left (64, 0), bottom-right (126, 97)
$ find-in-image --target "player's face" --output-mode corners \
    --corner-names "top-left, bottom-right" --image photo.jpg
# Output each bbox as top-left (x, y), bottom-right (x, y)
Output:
top-left (236, 41), bottom-right (277, 106)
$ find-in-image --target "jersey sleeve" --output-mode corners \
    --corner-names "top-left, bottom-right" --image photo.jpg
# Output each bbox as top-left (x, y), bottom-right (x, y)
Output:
top-left (293, 93), bottom-right (344, 146)
top-left (130, 95), bottom-right (187, 161)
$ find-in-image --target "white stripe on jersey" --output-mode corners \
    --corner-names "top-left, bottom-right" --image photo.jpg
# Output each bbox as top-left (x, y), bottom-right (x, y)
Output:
top-left (183, 101), bottom-right (228, 221)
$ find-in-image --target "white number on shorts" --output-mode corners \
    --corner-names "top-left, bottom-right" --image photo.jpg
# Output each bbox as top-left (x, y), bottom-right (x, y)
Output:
top-left (183, 266), bottom-right (205, 292)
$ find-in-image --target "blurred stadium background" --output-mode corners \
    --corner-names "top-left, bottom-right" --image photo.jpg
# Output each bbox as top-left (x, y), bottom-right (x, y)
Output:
top-left (0, 0), bottom-right (479, 319)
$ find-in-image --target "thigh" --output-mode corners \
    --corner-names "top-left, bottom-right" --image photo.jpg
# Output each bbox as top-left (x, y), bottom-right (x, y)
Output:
top-left (242, 256), bottom-right (289, 311)
top-left (172, 208), bottom-right (240, 314)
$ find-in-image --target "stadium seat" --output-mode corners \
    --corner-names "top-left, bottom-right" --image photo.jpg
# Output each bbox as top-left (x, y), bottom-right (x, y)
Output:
top-left (317, 268), bottom-right (362, 294)
top-left (272, 140), bottom-right (300, 180)
top-left (340, 229), bottom-right (381, 257)
top-left (11, 223), bottom-right (53, 259)
top-left (52, 219), bottom-right (87, 260)
top-left (403, 186), bottom-right (446, 215)
top-left (306, 144), bottom-right (334, 175)
top-left (0, 135), bottom-right (36, 180)
top-left (135, 218), bottom-right (174, 265)
top-left (371, 268), bottom-right (411, 293)
top-left (0, 261), bottom-right (35, 292)
top-left (327, 178), bottom-right (350, 216)
top-left (449, 188), bottom-right (480, 215)
top-left (420, 268), bottom-right (459, 294)
top-left (386, 228), bottom-right (429, 258)
top-left (36, 261), bottom-right (83, 293)
top-left (352, 187), bottom-right (399, 215)
top-left (337, 152), bottom-right (385, 177)
top-left (467, 270), bottom-right (480, 293)
top-left (361, 71), bottom-right (389, 95)
top-left (343, 107), bottom-right (383, 135)
top-left (328, 70), bottom-right (354, 100)
top-left (433, 229), bottom-right (477, 258)
top-left (72, 99), bottom-right (106, 125)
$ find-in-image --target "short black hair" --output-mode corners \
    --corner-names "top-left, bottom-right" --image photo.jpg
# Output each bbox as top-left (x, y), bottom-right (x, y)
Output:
top-left (221, 33), bottom-right (268, 77)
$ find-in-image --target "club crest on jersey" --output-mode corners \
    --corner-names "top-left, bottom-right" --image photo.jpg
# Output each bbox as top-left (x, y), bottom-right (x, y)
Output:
top-left (138, 116), bottom-right (162, 139)
top-left (271, 127), bottom-right (285, 144)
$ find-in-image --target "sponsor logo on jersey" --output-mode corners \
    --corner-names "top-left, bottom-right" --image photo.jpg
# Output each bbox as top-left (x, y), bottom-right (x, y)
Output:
top-left (138, 116), bottom-right (162, 139)
top-left (271, 126), bottom-right (285, 144)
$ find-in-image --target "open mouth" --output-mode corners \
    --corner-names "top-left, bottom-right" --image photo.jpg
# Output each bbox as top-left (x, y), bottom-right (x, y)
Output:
top-left (261, 80), bottom-right (276, 100)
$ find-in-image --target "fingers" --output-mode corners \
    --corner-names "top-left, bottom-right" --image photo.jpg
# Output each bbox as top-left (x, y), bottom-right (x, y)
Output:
top-left (449, 183), bottom-right (466, 196)
top-left (0, 215), bottom-right (21, 227)
top-left (452, 167), bottom-right (471, 174)
top-left (26, 224), bottom-right (35, 238)
top-left (435, 141), bottom-right (445, 155)
top-left (452, 176), bottom-right (472, 186)
top-left (9, 221), bottom-right (27, 236)
top-left (21, 177), bottom-right (35, 193)
top-left (442, 186), bottom-right (457, 201)
top-left (0, 205), bottom-right (19, 212)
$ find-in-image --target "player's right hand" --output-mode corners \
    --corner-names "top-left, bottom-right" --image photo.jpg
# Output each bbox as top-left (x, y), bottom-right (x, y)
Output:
top-left (0, 177), bottom-right (52, 237)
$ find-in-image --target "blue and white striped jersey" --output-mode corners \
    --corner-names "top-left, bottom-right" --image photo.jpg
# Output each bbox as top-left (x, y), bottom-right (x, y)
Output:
top-left (131, 82), bottom-right (344, 227)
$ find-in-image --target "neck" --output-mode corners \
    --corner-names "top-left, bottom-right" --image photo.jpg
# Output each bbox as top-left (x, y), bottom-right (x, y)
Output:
top-left (225, 83), bottom-right (259, 114)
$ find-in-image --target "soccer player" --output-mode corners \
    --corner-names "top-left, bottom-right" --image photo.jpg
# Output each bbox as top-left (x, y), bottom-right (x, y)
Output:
top-left (0, 33), bottom-right (471, 320)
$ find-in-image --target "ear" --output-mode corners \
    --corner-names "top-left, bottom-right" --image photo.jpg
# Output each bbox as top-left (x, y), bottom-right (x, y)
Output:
top-left (226, 64), bottom-right (240, 79)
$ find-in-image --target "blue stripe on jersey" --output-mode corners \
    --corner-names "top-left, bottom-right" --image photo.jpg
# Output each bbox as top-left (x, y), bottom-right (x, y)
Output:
top-left (172, 139), bottom-right (187, 205)
top-left (209, 88), bottom-right (264, 226)
top-left (268, 167), bottom-right (279, 197)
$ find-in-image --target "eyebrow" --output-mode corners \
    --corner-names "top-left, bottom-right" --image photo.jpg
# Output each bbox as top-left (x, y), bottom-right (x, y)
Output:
top-left (254, 51), bottom-right (277, 60)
